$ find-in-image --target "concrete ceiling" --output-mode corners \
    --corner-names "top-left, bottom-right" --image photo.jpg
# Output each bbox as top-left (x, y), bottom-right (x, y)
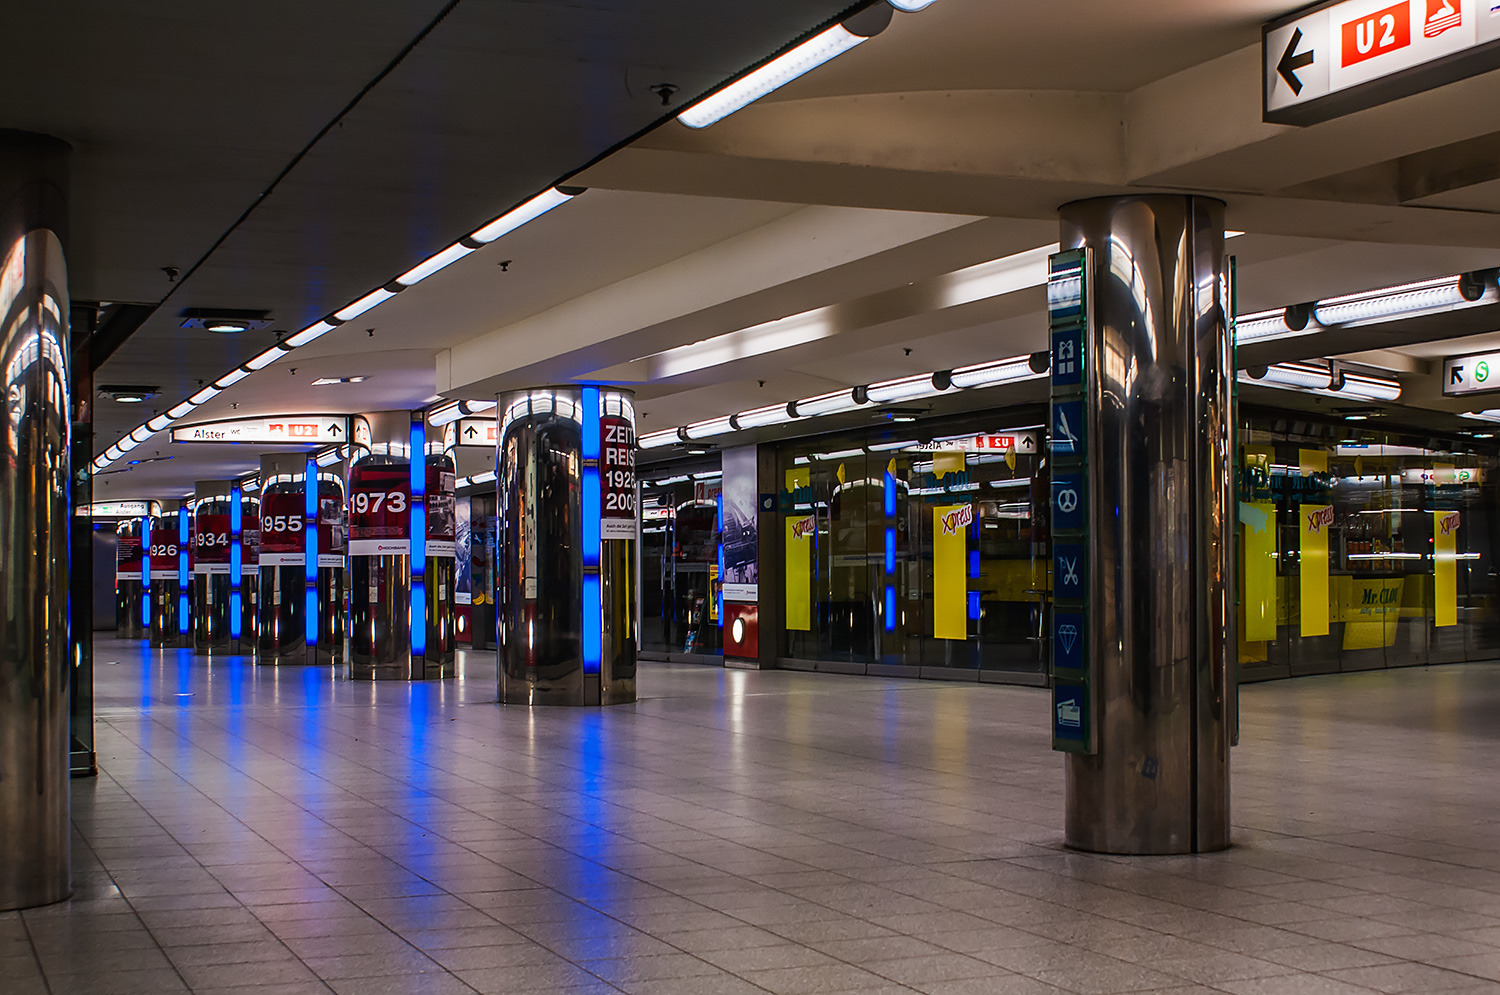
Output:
top-left (29, 0), bottom-right (1500, 499)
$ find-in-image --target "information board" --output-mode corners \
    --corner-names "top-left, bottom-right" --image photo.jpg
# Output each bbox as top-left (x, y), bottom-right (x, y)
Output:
top-left (194, 513), bottom-right (232, 574)
top-left (259, 493), bottom-right (305, 567)
top-left (349, 464), bottom-right (412, 556)
top-left (427, 465), bottom-right (457, 557)
top-left (600, 414), bottom-right (638, 540)
top-left (117, 534), bottom-right (143, 581)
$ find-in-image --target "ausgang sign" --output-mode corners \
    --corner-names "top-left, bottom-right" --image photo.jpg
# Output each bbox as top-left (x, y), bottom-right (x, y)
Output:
top-left (1265, 0), bottom-right (1500, 125)
top-left (171, 416), bottom-right (347, 444)
top-left (1443, 348), bottom-right (1500, 395)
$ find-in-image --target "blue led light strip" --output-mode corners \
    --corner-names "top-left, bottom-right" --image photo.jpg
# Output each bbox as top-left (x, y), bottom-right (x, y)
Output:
top-left (140, 516), bottom-right (151, 629)
top-left (580, 387), bottom-right (601, 674)
top-left (410, 416), bottom-right (427, 658)
top-left (230, 486), bottom-right (242, 641)
top-left (304, 458), bottom-right (319, 647)
top-left (177, 508), bottom-right (189, 634)
top-left (884, 470), bottom-right (896, 632)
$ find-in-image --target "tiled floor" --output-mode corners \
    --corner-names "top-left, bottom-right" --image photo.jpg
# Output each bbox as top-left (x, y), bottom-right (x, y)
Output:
top-left (6, 641), bottom-right (1500, 994)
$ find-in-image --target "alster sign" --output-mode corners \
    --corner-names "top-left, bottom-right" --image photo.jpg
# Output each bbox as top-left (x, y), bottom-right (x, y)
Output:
top-left (1264, 0), bottom-right (1500, 125)
top-left (172, 417), bottom-right (347, 445)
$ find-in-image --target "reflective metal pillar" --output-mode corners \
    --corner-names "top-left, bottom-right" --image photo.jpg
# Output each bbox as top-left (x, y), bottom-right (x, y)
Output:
top-left (149, 501), bottom-right (192, 648)
top-left (193, 481), bottom-right (234, 651)
top-left (0, 129), bottom-right (72, 909)
top-left (115, 517), bottom-right (147, 639)
top-left (496, 387), bottom-right (637, 706)
top-left (349, 412), bottom-right (453, 680)
top-left (1059, 195), bottom-right (1233, 855)
top-left (236, 493), bottom-right (260, 653)
top-left (257, 454), bottom-right (343, 664)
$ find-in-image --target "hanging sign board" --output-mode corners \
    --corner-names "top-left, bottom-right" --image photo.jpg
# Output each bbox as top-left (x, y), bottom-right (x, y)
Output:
top-left (172, 416), bottom-right (347, 445)
top-left (1265, 0), bottom-right (1500, 125)
top-left (1442, 347), bottom-right (1500, 395)
top-left (80, 500), bottom-right (153, 518)
top-left (454, 418), bottom-right (498, 446)
top-left (348, 463), bottom-right (412, 556)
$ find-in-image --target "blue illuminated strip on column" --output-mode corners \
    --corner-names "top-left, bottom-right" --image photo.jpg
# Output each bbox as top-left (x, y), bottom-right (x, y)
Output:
top-left (177, 509), bottom-right (189, 634)
top-left (582, 574), bottom-right (601, 674)
top-left (304, 458), bottom-right (319, 646)
top-left (580, 387), bottom-right (601, 674)
top-left (884, 471), bottom-right (897, 632)
top-left (140, 517), bottom-right (151, 628)
top-left (230, 486), bottom-right (242, 640)
top-left (410, 417), bottom-right (427, 657)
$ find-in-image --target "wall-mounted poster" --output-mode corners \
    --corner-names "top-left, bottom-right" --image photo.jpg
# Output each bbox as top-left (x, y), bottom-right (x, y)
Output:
top-left (721, 445), bottom-right (758, 602)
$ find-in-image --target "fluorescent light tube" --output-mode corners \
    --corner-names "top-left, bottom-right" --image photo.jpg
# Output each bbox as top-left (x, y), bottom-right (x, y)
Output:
top-left (245, 345), bottom-right (291, 370)
top-left (683, 415), bottom-right (736, 439)
top-left (285, 321), bottom-right (337, 348)
top-left (793, 389), bottom-right (863, 417)
top-left (428, 401), bottom-right (464, 426)
top-left (1339, 371), bottom-right (1402, 402)
top-left (469, 471), bottom-right (497, 485)
top-left (147, 414), bottom-right (173, 432)
top-left (679, 24), bottom-right (872, 128)
top-left (948, 356), bottom-right (1042, 390)
top-left (397, 243), bottom-right (474, 287)
top-left (1314, 275), bottom-right (1489, 328)
top-left (889, 0), bottom-right (938, 8)
top-left (865, 373), bottom-right (943, 404)
top-left (189, 385), bottom-right (221, 405)
top-left (732, 403), bottom-right (796, 430)
top-left (1242, 362), bottom-right (1334, 392)
top-left (167, 400), bottom-right (197, 419)
top-left (1235, 308), bottom-right (1303, 344)
top-left (470, 188), bottom-right (575, 243)
top-left (334, 289), bottom-right (394, 323)
top-left (129, 425), bottom-right (155, 443)
top-left (214, 367), bottom-right (252, 389)
top-left (638, 429), bottom-right (681, 449)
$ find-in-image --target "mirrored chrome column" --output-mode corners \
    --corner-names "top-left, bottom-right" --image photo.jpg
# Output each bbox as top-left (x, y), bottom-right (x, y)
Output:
top-left (1060, 195), bottom-right (1233, 855)
top-left (0, 130), bottom-right (72, 909)
top-left (193, 481), bottom-right (234, 651)
top-left (496, 387), bottom-right (637, 705)
top-left (115, 517), bottom-right (147, 639)
top-left (148, 500), bottom-right (191, 648)
top-left (236, 493), bottom-right (260, 653)
top-left (257, 455), bottom-right (309, 664)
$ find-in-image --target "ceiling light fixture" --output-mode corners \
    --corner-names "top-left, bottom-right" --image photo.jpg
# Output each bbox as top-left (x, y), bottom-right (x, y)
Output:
top-left (731, 402), bottom-right (797, 430)
top-left (946, 354), bottom-right (1047, 390)
top-left (888, 0), bottom-right (939, 9)
top-left (206, 321), bottom-right (249, 334)
top-left (792, 388), bottom-right (864, 418)
top-left (1240, 362), bottom-right (1401, 402)
top-left (860, 373), bottom-right (946, 405)
top-left (638, 429), bottom-right (682, 449)
top-left (311, 376), bottom-right (367, 386)
top-left (677, 6), bottom-right (892, 128)
top-left (470, 187), bottom-right (578, 243)
top-left (683, 415), bottom-right (737, 440)
top-left (1313, 272), bottom-right (1492, 329)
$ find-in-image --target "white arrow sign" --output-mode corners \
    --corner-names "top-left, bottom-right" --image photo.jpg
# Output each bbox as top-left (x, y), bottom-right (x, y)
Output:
top-left (1443, 348), bottom-right (1500, 396)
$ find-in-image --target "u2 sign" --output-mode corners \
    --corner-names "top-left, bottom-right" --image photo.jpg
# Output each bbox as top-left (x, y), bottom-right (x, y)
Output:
top-left (1264, 0), bottom-right (1500, 126)
top-left (1443, 348), bottom-right (1500, 396)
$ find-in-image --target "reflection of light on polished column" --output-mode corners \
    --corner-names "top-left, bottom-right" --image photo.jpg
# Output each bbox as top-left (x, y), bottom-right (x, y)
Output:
top-left (1058, 195), bottom-right (1233, 855)
top-left (0, 130), bottom-right (72, 910)
top-left (496, 387), bottom-right (638, 705)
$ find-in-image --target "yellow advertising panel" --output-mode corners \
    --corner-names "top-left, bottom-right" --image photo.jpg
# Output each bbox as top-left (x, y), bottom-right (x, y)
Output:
top-left (933, 503), bottom-right (970, 640)
top-left (1338, 575), bottom-right (1403, 649)
top-left (785, 469), bottom-right (811, 631)
top-left (1298, 449), bottom-right (1330, 637)
top-left (1434, 509), bottom-right (1459, 628)
top-left (1241, 500), bottom-right (1278, 642)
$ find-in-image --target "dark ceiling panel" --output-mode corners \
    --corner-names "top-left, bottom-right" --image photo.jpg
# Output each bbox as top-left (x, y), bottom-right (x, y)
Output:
top-left (3, 0), bottom-right (862, 450)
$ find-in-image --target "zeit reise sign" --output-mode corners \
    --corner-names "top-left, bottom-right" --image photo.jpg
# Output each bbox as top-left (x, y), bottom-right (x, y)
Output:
top-left (1265, 0), bottom-right (1500, 126)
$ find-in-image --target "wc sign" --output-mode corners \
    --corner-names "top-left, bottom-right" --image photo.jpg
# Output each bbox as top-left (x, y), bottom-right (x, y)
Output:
top-left (1264, 0), bottom-right (1500, 125)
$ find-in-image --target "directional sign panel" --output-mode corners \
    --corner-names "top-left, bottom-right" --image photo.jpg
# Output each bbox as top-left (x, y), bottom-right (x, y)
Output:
top-left (172, 416), bottom-right (346, 445)
top-left (454, 418), bottom-right (499, 446)
top-left (1443, 348), bottom-right (1500, 395)
top-left (1266, 0), bottom-right (1500, 125)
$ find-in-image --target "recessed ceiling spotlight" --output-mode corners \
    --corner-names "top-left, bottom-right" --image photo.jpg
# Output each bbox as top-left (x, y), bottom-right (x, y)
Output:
top-left (311, 376), bottom-right (367, 386)
top-left (179, 308), bottom-right (272, 333)
top-left (99, 385), bottom-right (159, 404)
